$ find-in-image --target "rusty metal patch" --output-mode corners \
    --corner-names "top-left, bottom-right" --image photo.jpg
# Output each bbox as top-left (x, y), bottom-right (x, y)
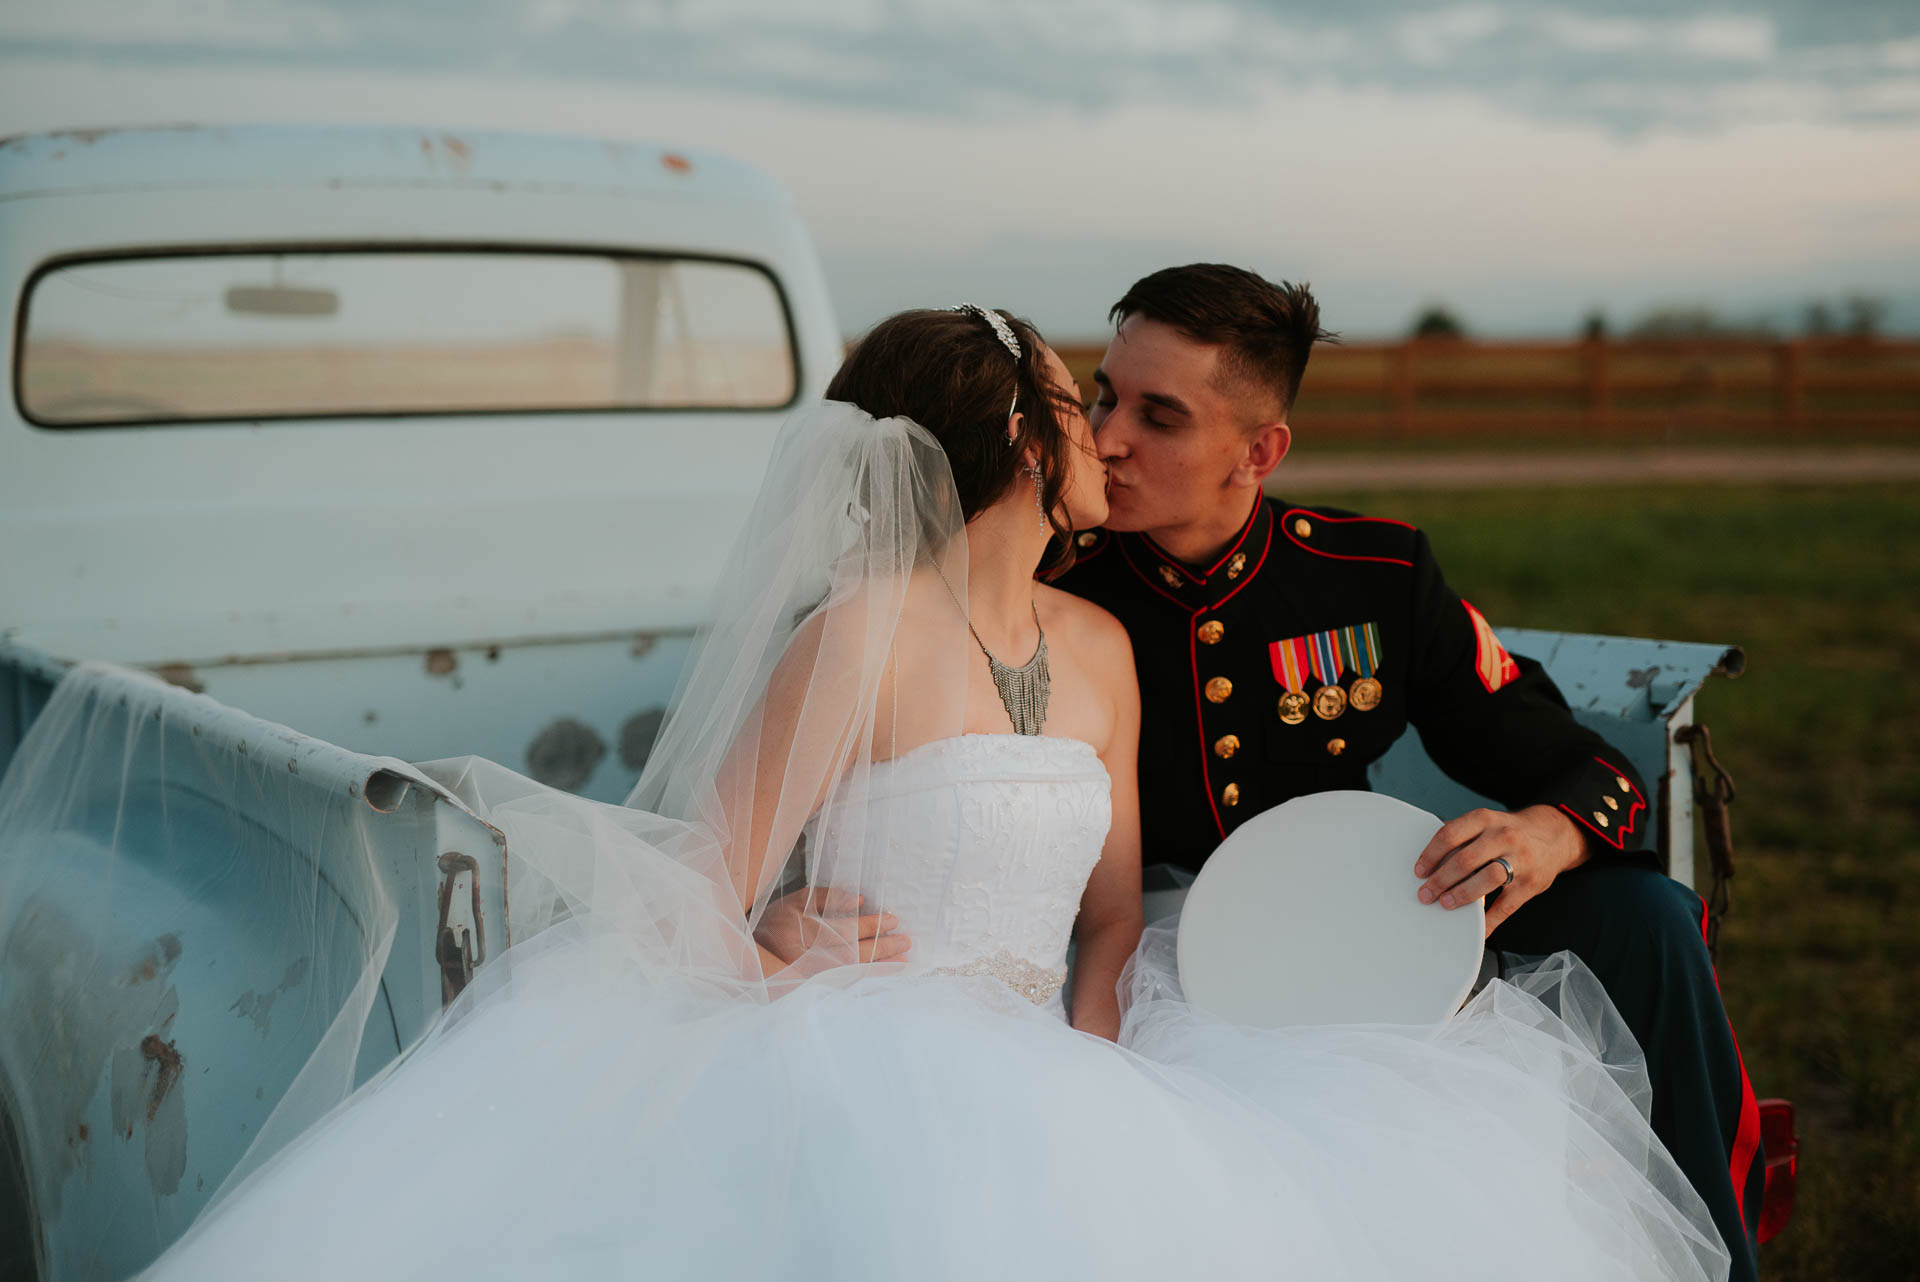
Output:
top-left (526, 718), bottom-right (605, 792)
top-left (152, 664), bottom-right (205, 694)
top-left (619, 708), bottom-right (666, 771)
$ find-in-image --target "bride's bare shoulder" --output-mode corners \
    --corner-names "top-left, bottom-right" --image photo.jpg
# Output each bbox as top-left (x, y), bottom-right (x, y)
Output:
top-left (1036, 583), bottom-right (1134, 671)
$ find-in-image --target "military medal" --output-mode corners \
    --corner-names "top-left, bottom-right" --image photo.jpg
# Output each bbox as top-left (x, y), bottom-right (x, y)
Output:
top-left (1269, 636), bottom-right (1311, 725)
top-left (1341, 622), bottom-right (1384, 712)
top-left (1309, 629), bottom-right (1346, 720)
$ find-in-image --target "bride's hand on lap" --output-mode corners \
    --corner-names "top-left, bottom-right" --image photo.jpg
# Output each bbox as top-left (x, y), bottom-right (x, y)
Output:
top-left (1412, 804), bottom-right (1590, 935)
top-left (755, 887), bottom-right (910, 969)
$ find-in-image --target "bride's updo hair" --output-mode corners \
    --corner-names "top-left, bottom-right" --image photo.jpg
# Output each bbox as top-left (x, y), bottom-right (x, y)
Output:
top-left (826, 308), bottom-right (1082, 560)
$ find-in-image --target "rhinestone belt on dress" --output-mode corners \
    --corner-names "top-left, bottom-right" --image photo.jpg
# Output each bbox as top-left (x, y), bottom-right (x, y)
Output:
top-left (928, 948), bottom-right (1067, 1005)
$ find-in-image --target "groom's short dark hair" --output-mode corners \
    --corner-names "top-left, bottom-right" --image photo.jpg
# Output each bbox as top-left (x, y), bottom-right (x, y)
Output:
top-left (1110, 265), bottom-right (1333, 419)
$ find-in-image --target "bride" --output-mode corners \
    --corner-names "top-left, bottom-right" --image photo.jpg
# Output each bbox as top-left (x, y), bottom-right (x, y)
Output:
top-left (137, 306), bottom-right (1728, 1281)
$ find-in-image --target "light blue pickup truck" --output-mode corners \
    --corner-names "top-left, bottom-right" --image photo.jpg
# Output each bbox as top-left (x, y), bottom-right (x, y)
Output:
top-left (0, 125), bottom-right (1786, 1281)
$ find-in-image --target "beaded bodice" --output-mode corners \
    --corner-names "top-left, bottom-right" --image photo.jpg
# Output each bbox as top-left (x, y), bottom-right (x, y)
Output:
top-left (807, 735), bottom-right (1112, 1008)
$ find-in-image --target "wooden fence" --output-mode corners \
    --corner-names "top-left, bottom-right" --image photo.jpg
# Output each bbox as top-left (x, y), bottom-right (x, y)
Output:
top-left (1053, 338), bottom-right (1920, 439)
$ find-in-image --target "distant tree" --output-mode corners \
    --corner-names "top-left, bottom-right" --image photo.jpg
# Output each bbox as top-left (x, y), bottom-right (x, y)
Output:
top-left (1803, 301), bottom-right (1835, 337)
top-left (1410, 305), bottom-right (1466, 339)
top-left (1628, 305), bottom-right (1775, 340)
top-left (1843, 294), bottom-right (1887, 338)
top-left (1581, 310), bottom-right (1608, 341)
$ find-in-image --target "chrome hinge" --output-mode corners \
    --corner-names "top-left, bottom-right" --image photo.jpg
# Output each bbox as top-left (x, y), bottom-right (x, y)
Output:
top-left (435, 851), bottom-right (485, 1005)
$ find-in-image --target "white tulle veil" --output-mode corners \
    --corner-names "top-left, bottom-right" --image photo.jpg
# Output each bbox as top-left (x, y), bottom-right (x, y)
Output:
top-left (423, 399), bottom-right (977, 983)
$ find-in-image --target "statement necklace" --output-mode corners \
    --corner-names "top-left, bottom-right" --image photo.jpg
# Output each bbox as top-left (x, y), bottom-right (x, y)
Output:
top-left (935, 572), bottom-right (1051, 736)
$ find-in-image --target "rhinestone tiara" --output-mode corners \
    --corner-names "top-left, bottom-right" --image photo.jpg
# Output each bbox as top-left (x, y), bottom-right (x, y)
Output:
top-left (948, 304), bottom-right (1022, 361)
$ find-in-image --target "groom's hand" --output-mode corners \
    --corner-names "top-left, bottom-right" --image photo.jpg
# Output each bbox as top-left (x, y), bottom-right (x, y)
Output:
top-left (755, 887), bottom-right (910, 967)
top-left (1413, 805), bottom-right (1590, 936)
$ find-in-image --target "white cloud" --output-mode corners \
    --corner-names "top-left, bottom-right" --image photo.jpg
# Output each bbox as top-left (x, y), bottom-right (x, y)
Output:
top-left (1396, 5), bottom-right (1507, 68)
top-left (2, 0), bottom-right (352, 50)
top-left (1673, 15), bottom-right (1775, 64)
top-left (1538, 13), bottom-right (1649, 56)
top-left (1538, 11), bottom-right (1775, 64)
top-left (1883, 37), bottom-right (1920, 72)
top-left (1040, 0), bottom-right (1242, 57)
top-left (619, 0), bottom-right (890, 36)
top-left (1854, 76), bottom-right (1920, 115)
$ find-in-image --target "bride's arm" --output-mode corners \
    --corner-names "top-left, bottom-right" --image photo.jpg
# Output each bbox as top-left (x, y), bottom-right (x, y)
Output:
top-left (1070, 615), bottom-right (1145, 1042)
top-left (712, 605), bottom-right (909, 977)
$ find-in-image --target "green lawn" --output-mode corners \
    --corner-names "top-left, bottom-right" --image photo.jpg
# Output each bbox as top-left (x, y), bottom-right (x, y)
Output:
top-left (1284, 482), bottom-right (1920, 1280)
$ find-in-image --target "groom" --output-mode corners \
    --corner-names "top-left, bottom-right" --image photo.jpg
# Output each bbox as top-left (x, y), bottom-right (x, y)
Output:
top-left (1051, 263), bottom-right (1762, 1281)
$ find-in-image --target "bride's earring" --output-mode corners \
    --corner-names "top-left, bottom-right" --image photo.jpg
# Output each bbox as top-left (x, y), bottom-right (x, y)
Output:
top-left (1027, 461), bottom-right (1049, 532)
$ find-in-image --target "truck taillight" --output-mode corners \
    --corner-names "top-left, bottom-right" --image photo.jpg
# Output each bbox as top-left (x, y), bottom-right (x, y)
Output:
top-left (1756, 1098), bottom-right (1797, 1244)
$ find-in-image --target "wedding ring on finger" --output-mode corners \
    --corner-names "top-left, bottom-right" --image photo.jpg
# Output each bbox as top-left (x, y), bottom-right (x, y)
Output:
top-left (1489, 856), bottom-right (1515, 888)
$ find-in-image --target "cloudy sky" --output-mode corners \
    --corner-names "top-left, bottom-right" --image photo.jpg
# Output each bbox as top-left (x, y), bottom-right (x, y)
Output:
top-left (3, 0), bottom-right (1917, 339)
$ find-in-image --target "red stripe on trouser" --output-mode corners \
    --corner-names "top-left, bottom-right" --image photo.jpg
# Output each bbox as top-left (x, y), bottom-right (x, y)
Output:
top-left (1702, 899), bottom-right (1763, 1235)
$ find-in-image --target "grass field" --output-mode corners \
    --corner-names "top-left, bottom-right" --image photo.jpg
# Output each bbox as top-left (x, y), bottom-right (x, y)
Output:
top-left (1282, 481), bottom-right (1920, 1280)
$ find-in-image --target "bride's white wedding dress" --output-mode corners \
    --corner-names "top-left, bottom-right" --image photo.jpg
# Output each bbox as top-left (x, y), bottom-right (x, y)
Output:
top-left (143, 732), bottom-right (1727, 1282)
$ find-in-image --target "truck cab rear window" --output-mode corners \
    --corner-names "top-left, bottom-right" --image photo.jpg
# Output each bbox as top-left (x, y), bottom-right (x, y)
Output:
top-left (16, 249), bottom-right (798, 425)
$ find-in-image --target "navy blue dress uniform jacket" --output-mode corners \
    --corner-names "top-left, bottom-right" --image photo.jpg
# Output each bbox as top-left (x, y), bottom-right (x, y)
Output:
top-left (1051, 495), bottom-right (1649, 874)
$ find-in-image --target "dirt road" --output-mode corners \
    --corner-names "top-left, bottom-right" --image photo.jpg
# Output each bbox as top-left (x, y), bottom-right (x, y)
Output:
top-left (1271, 446), bottom-right (1920, 491)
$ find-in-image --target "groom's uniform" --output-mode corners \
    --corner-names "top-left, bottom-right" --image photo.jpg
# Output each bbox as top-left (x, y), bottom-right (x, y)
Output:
top-left (1054, 496), bottom-right (1763, 1281)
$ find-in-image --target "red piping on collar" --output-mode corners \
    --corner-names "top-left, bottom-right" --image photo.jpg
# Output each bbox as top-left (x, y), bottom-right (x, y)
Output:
top-left (1140, 533), bottom-right (1205, 583)
top-left (1137, 497), bottom-right (1264, 585)
top-left (1204, 517), bottom-right (1273, 613)
top-left (1200, 499), bottom-right (1263, 578)
top-left (1279, 507), bottom-right (1415, 568)
top-left (1119, 537), bottom-right (1192, 610)
top-left (1046, 533), bottom-right (1112, 581)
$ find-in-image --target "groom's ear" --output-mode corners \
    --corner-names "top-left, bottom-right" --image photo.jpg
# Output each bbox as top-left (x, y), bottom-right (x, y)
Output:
top-left (1234, 420), bottom-right (1292, 488)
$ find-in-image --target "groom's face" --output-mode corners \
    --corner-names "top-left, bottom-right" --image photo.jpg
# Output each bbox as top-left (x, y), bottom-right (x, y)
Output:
top-left (1088, 316), bottom-right (1269, 538)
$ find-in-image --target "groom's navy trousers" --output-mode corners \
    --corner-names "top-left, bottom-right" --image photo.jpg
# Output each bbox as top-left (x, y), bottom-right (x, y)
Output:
top-left (1054, 496), bottom-right (1763, 1282)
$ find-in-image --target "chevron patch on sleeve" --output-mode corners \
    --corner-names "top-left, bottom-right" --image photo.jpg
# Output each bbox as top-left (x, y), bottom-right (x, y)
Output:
top-left (1462, 600), bottom-right (1521, 694)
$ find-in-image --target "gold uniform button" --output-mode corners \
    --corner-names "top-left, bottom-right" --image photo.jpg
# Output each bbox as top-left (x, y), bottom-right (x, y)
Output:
top-left (1221, 782), bottom-right (1240, 807)
top-left (1293, 517), bottom-right (1312, 538)
top-left (1213, 734), bottom-right (1240, 760)
top-left (1616, 775), bottom-right (1632, 792)
top-left (1197, 619), bottom-right (1224, 645)
top-left (1076, 531), bottom-right (1098, 548)
top-left (1604, 795), bottom-right (1620, 811)
top-left (1204, 676), bottom-right (1233, 703)
top-left (1326, 738), bottom-right (1346, 756)
top-left (1593, 811), bottom-right (1610, 828)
